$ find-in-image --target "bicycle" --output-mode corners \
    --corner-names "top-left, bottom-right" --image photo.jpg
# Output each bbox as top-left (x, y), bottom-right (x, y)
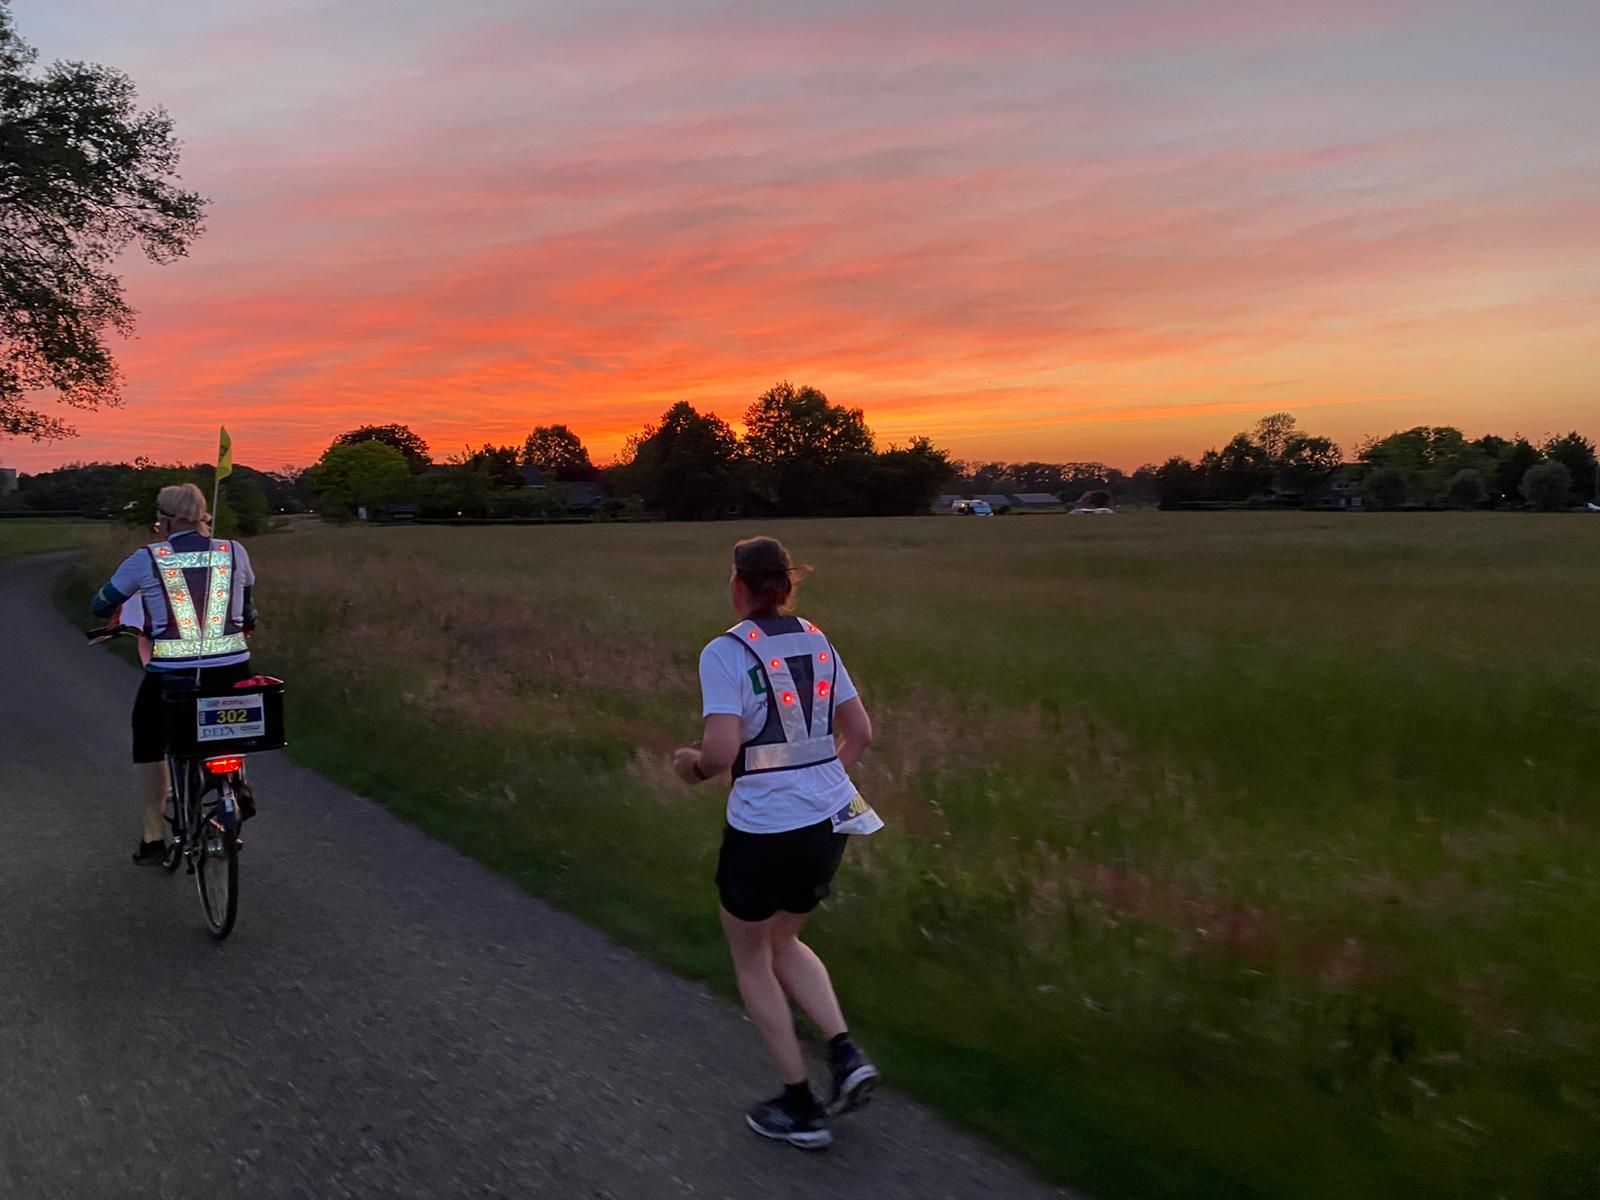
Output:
top-left (88, 624), bottom-right (285, 939)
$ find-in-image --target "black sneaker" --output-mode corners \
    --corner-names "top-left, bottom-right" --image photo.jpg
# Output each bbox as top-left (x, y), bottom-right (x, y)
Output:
top-left (746, 1097), bottom-right (832, 1150)
top-left (828, 1043), bottom-right (881, 1115)
top-left (131, 839), bottom-right (169, 866)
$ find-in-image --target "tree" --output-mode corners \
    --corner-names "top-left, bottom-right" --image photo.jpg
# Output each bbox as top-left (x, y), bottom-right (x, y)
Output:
top-left (863, 438), bottom-right (954, 516)
top-left (1484, 436), bottom-right (1541, 506)
top-left (742, 381), bottom-right (875, 516)
top-left (218, 477), bottom-right (268, 536)
top-left (1357, 426), bottom-right (1484, 505)
top-left (520, 423), bottom-right (596, 481)
top-left (610, 401), bottom-right (742, 521)
top-left (1444, 468), bottom-right (1487, 511)
top-left (1201, 433), bottom-right (1273, 501)
top-left (1275, 434), bottom-right (1342, 494)
top-left (1154, 456), bottom-right (1203, 508)
top-left (1252, 412), bottom-right (1299, 463)
top-left (1542, 432), bottom-right (1597, 504)
top-left (1520, 461), bottom-right (1574, 512)
top-left (456, 443), bottom-right (523, 489)
top-left (416, 460), bottom-right (494, 519)
top-left (307, 441), bottom-right (410, 514)
top-left (332, 424), bottom-right (430, 472)
top-left (0, 2), bottom-right (205, 440)
top-left (1362, 466), bottom-right (1410, 511)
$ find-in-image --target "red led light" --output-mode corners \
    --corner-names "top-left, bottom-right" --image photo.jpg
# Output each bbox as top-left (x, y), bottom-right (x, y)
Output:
top-left (817, 682), bottom-right (830, 697)
top-left (204, 756), bottom-right (244, 775)
top-left (770, 658), bottom-right (782, 669)
top-left (782, 692), bottom-right (795, 705)
top-left (747, 630), bottom-right (759, 640)
top-left (818, 652), bottom-right (829, 663)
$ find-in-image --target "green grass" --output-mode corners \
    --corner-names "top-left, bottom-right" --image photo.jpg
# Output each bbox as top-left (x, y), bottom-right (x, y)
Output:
top-left (69, 513), bottom-right (1600, 1197)
top-left (0, 517), bottom-right (106, 559)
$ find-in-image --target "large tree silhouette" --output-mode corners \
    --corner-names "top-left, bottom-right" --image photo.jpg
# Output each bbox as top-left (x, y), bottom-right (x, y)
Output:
top-left (1, 1), bottom-right (205, 439)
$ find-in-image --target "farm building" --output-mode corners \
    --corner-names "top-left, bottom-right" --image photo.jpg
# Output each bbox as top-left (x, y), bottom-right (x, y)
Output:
top-left (1308, 465), bottom-right (1368, 510)
top-left (1011, 493), bottom-right (1065, 512)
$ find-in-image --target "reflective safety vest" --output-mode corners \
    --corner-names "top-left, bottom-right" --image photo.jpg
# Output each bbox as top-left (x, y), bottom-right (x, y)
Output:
top-left (145, 538), bottom-right (249, 663)
top-left (723, 615), bottom-right (839, 779)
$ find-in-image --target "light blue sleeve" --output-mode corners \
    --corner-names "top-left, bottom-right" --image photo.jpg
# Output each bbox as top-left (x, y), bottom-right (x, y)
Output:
top-left (229, 539), bottom-right (255, 587)
top-left (92, 549), bottom-right (151, 618)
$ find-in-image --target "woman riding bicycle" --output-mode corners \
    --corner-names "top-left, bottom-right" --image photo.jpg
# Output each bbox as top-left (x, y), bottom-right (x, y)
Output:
top-left (673, 536), bottom-right (882, 1150)
top-left (90, 483), bottom-right (258, 864)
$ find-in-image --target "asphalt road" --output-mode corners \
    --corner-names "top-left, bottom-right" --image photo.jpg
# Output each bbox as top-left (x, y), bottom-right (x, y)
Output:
top-left (0, 553), bottom-right (1068, 1200)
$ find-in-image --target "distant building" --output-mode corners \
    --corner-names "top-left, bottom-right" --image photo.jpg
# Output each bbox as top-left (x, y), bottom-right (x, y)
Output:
top-left (1308, 465), bottom-right (1367, 510)
top-left (0, 468), bottom-right (16, 496)
top-left (931, 494), bottom-right (963, 514)
top-left (561, 481), bottom-right (608, 512)
top-left (1010, 492), bottom-right (1065, 512)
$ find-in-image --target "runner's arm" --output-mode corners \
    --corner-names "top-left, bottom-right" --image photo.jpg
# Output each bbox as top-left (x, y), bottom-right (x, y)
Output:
top-left (833, 697), bottom-right (873, 772)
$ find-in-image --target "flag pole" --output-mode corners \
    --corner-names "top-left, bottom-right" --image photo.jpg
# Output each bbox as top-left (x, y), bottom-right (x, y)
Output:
top-left (213, 426), bottom-right (232, 537)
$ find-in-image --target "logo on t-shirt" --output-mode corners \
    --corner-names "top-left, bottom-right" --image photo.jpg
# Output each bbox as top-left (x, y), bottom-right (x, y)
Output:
top-left (747, 665), bottom-right (767, 696)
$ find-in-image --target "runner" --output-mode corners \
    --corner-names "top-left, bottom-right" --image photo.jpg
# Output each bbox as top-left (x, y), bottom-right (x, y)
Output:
top-left (673, 536), bottom-right (883, 1150)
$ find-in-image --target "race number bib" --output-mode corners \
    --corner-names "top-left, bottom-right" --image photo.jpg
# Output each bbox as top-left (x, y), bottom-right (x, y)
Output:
top-left (831, 792), bottom-right (884, 836)
top-left (196, 693), bottom-right (266, 742)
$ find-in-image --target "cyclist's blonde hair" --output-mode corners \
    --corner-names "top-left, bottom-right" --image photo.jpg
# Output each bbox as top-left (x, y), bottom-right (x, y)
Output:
top-left (157, 483), bottom-right (211, 535)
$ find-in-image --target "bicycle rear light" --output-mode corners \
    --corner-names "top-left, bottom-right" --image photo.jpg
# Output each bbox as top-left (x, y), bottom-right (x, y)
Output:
top-left (203, 756), bottom-right (244, 775)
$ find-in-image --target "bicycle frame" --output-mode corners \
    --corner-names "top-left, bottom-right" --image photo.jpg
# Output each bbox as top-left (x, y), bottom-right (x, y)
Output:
top-left (165, 752), bottom-right (244, 868)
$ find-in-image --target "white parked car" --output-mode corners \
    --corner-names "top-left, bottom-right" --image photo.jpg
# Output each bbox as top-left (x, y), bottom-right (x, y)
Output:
top-left (952, 499), bottom-right (994, 516)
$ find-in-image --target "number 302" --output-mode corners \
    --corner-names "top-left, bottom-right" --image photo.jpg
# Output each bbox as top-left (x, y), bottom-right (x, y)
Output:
top-left (213, 708), bottom-right (253, 724)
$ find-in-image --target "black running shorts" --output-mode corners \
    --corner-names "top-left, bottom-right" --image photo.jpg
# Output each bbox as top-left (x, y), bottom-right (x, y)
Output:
top-left (131, 664), bottom-right (251, 764)
top-left (716, 818), bottom-right (849, 923)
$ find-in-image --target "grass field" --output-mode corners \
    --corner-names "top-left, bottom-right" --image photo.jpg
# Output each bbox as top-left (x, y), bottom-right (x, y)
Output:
top-left (70, 513), bottom-right (1600, 1198)
top-left (0, 518), bottom-right (106, 560)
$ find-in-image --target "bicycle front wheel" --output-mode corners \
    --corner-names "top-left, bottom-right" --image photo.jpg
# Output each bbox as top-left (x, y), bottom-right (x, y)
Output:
top-left (195, 819), bottom-right (239, 939)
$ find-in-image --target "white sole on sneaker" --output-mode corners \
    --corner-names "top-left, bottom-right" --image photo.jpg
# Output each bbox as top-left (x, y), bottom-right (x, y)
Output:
top-left (745, 1114), bottom-right (833, 1149)
top-left (830, 1064), bottom-right (881, 1115)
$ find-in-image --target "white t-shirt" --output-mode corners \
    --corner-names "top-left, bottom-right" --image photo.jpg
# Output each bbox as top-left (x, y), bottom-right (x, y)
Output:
top-left (699, 626), bottom-right (860, 834)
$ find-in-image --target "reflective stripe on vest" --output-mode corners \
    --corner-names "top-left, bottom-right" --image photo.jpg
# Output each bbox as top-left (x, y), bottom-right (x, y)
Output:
top-left (724, 616), bottom-right (839, 778)
top-left (147, 539), bottom-right (248, 661)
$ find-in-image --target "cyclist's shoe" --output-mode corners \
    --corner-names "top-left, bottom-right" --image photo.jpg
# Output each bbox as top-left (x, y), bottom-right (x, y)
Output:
top-left (827, 1038), bottom-right (881, 1115)
top-left (746, 1096), bottom-right (832, 1150)
top-left (131, 839), bottom-right (169, 866)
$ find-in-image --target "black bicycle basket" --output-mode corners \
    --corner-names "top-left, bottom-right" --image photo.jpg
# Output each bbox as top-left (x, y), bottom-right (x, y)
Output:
top-left (163, 676), bottom-right (287, 756)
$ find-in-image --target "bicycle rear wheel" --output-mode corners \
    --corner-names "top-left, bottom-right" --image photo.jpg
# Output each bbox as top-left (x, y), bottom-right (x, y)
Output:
top-left (195, 817), bottom-right (239, 939)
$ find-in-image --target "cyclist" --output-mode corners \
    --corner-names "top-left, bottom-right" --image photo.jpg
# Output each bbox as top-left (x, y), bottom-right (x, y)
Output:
top-left (673, 536), bottom-right (883, 1150)
top-left (90, 484), bottom-right (258, 864)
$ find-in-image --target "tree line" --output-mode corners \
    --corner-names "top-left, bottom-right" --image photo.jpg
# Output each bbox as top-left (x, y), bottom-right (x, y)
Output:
top-left (1148, 414), bottom-right (1596, 511)
top-left (302, 382), bottom-right (954, 521)
top-left (8, 401), bottom-right (1596, 525)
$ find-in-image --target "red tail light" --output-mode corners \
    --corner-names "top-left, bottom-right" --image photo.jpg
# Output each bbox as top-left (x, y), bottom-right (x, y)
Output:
top-left (204, 756), bottom-right (244, 775)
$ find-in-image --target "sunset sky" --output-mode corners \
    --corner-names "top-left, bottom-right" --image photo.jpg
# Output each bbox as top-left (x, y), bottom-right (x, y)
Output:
top-left (8, 0), bottom-right (1597, 472)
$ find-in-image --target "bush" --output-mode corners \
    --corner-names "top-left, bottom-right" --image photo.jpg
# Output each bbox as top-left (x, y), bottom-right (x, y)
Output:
top-left (1519, 461), bottom-right (1574, 512)
top-left (1361, 466), bottom-right (1410, 511)
top-left (1444, 468), bottom-right (1486, 511)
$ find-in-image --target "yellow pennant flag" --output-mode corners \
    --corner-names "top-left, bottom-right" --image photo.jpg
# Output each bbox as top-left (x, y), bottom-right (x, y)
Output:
top-left (216, 426), bottom-right (233, 483)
